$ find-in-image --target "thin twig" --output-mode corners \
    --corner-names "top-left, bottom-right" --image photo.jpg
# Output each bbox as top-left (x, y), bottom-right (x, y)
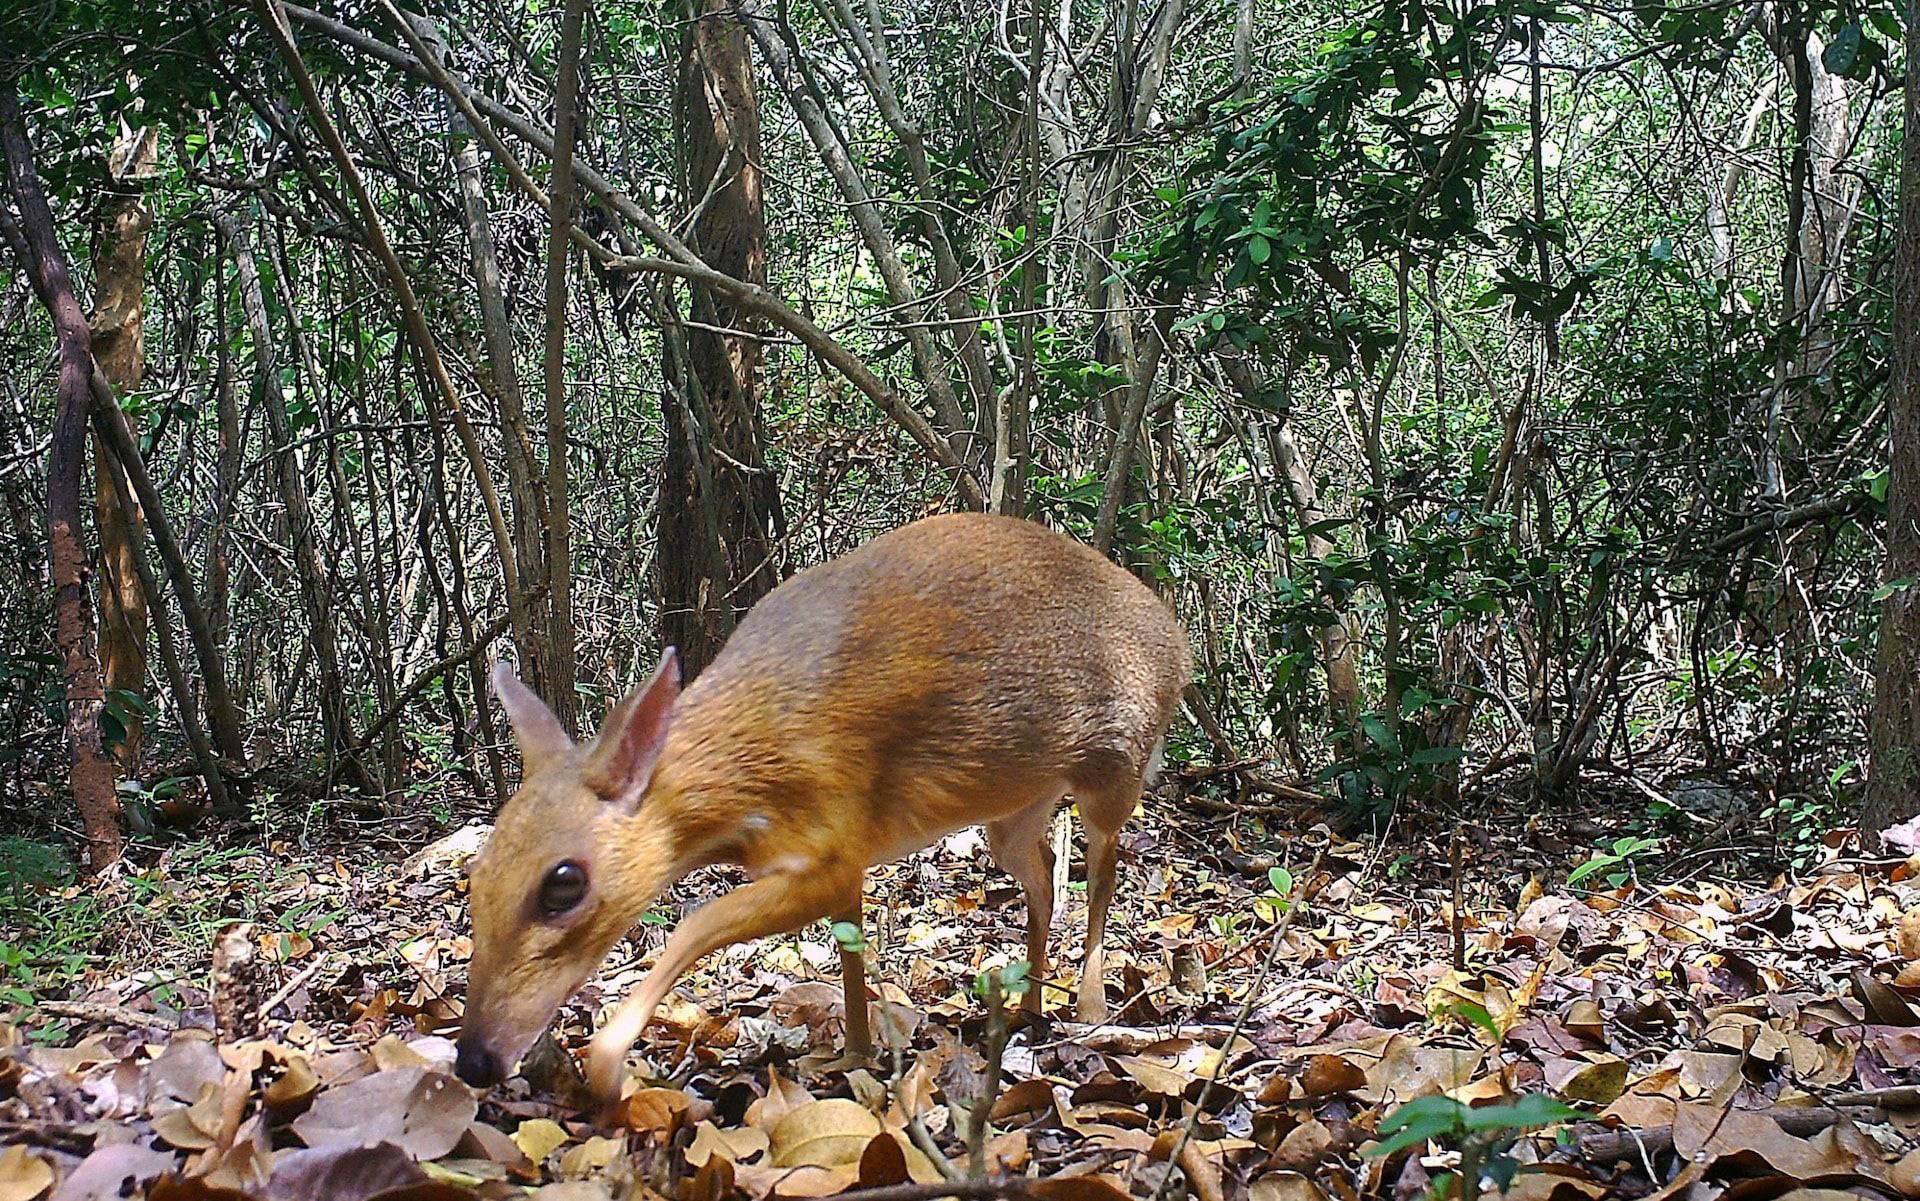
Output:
top-left (259, 953), bottom-right (329, 1021)
top-left (1148, 847), bottom-right (1326, 1201)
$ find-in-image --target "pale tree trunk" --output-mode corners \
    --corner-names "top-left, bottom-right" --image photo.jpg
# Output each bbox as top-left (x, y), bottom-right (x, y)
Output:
top-left (1706, 81), bottom-right (1775, 278)
top-left (1, 87), bottom-right (119, 870)
top-left (1863, 0), bottom-right (1920, 841)
top-left (1085, 0), bottom-right (1186, 546)
top-left (456, 137), bottom-right (550, 685)
top-left (742, 0), bottom-right (975, 453)
top-left (662, 0), bottom-right (785, 680)
top-left (89, 120), bottom-right (155, 778)
top-left (1218, 355), bottom-right (1362, 725)
top-left (216, 210), bottom-right (375, 794)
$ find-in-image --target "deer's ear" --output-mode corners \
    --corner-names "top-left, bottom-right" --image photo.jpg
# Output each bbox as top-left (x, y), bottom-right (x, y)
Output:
top-left (581, 649), bottom-right (680, 810)
top-left (491, 662), bottom-right (573, 773)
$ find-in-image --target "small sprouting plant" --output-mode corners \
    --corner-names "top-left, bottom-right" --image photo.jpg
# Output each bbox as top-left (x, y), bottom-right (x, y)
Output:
top-left (1368, 1093), bottom-right (1582, 1198)
top-left (972, 960), bottom-right (1031, 1001)
top-left (1565, 836), bottom-right (1660, 890)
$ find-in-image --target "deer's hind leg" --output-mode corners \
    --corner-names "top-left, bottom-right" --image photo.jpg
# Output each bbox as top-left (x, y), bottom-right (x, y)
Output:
top-left (985, 788), bottom-right (1067, 1012)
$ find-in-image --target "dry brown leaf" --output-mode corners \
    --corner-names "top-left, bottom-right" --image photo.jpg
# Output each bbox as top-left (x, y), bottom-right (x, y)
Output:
top-left (1030, 1175), bottom-right (1135, 1201)
top-left (1275, 1119), bottom-right (1333, 1170)
top-left (856, 1132), bottom-right (908, 1188)
top-left (264, 1142), bottom-right (433, 1201)
top-left (1500, 1167), bottom-right (1610, 1200)
top-left (1564, 1001), bottom-right (1604, 1042)
top-left (1889, 1147), bottom-right (1920, 1197)
top-left (1298, 1054), bottom-right (1368, 1098)
top-left (731, 1162), bottom-right (861, 1199)
top-left (264, 1053), bottom-right (321, 1111)
top-left (991, 1077), bottom-right (1056, 1121)
top-left (745, 1068), bottom-right (814, 1131)
top-left (290, 1067), bottom-right (477, 1160)
top-left (621, 1087), bottom-right (692, 1136)
top-left (148, 1037), bottom-right (226, 1104)
top-left (986, 1130), bottom-right (1030, 1172)
top-left (0, 1146), bottom-right (52, 1201)
top-left (453, 1122), bottom-right (534, 1178)
top-left (1547, 1054), bottom-right (1628, 1104)
top-left (1671, 1105), bottom-right (1889, 1185)
top-left (1115, 1055), bottom-right (1190, 1098)
top-left (1898, 910), bottom-right (1920, 963)
top-left (153, 1080), bottom-right (226, 1151)
top-left (1853, 970), bottom-right (1920, 1027)
top-left (1248, 1172), bottom-right (1328, 1201)
top-left (1361, 1036), bottom-right (1484, 1104)
top-left (528, 1183), bottom-right (613, 1200)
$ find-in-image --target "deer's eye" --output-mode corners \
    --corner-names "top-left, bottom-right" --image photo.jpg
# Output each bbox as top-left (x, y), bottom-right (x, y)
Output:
top-left (538, 860), bottom-right (589, 916)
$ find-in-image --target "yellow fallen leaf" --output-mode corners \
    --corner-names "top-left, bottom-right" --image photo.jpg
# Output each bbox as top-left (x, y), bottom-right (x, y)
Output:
top-left (687, 1121), bottom-right (771, 1167)
top-left (513, 1117), bottom-right (572, 1164)
top-left (558, 1136), bottom-right (624, 1178)
top-left (0, 1145), bottom-right (53, 1201)
top-left (769, 1099), bottom-right (881, 1168)
top-left (1115, 1055), bottom-right (1191, 1098)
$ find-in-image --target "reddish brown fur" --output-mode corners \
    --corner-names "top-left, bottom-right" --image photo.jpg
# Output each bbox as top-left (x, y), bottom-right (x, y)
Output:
top-left (460, 513), bottom-right (1190, 1106)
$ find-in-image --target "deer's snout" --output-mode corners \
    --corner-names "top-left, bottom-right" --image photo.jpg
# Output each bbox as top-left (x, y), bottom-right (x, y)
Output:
top-left (454, 1036), bottom-right (504, 1088)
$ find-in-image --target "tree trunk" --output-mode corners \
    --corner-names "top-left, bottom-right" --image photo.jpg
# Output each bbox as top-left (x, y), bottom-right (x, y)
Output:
top-left (1863, 0), bottom-right (1920, 842)
top-left (455, 137), bottom-right (549, 686)
top-left (540, 0), bottom-right (585, 731)
top-left (660, 0), bottom-right (785, 680)
top-left (215, 209), bottom-right (374, 795)
top-left (89, 122), bottom-right (156, 778)
top-left (1, 86), bottom-right (120, 870)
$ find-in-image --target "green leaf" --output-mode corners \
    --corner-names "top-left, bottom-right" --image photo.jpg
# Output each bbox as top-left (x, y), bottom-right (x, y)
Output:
top-left (1873, 578), bottom-right (1914, 602)
top-left (1268, 866), bottom-right (1294, 897)
top-left (1367, 1095), bottom-right (1467, 1157)
top-left (1564, 855), bottom-right (1617, 887)
top-left (1409, 746), bottom-right (1466, 765)
top-left (1821, 24), bottom-right (1860, 75)
top-left (830, 921), bottom-right (866, 952)
top-left (1248, 233), bottom-right (1272, 264)
top-left (1358, 713), bottom-right (1402, 755)
top-left (1460, 1094), bottom-right (1583, 1131)
top-left (1446, 1000), bottom-right (1501, 1043)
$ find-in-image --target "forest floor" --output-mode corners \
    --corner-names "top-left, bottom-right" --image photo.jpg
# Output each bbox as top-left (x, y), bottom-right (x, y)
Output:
top-left (2, 777), bottom-right (1919, 1201)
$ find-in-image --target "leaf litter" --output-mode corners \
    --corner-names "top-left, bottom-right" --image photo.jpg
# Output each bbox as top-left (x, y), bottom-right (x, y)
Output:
top-left (2, 800), bottom-right (1919, 1201)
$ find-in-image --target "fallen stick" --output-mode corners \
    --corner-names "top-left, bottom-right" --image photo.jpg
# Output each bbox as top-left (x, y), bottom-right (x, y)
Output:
top-left (34, 1000), bottom-right (170, 1029)
top-left (1576, 1104), bottom-right (1890, 1162)
top-left (259, 954), bottom-right (329, 1021)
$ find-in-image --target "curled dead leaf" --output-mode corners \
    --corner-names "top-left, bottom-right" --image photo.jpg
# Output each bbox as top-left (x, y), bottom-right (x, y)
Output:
top-left (556, 1137), bottom-right (623, 1179)
top-left (686, 1121), bottom-right (771, 1168)
top-left (1030, 1175), bottom-right (1135, 1201)
top-left (856, 1133), bottom-right (908, 1189)
top-left (1298, 1055), bottom-right (1367, 1098)
top-left (0, 1145), bottom-right (53, 1201)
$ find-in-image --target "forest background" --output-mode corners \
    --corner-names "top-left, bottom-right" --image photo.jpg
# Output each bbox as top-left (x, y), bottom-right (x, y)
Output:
top-left (0, 0), bottom-right (1916, 878)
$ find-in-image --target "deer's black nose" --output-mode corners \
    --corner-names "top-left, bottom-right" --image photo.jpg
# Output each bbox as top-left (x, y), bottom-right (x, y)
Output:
top-left (454, 1038), bottom-right (502, 1088)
